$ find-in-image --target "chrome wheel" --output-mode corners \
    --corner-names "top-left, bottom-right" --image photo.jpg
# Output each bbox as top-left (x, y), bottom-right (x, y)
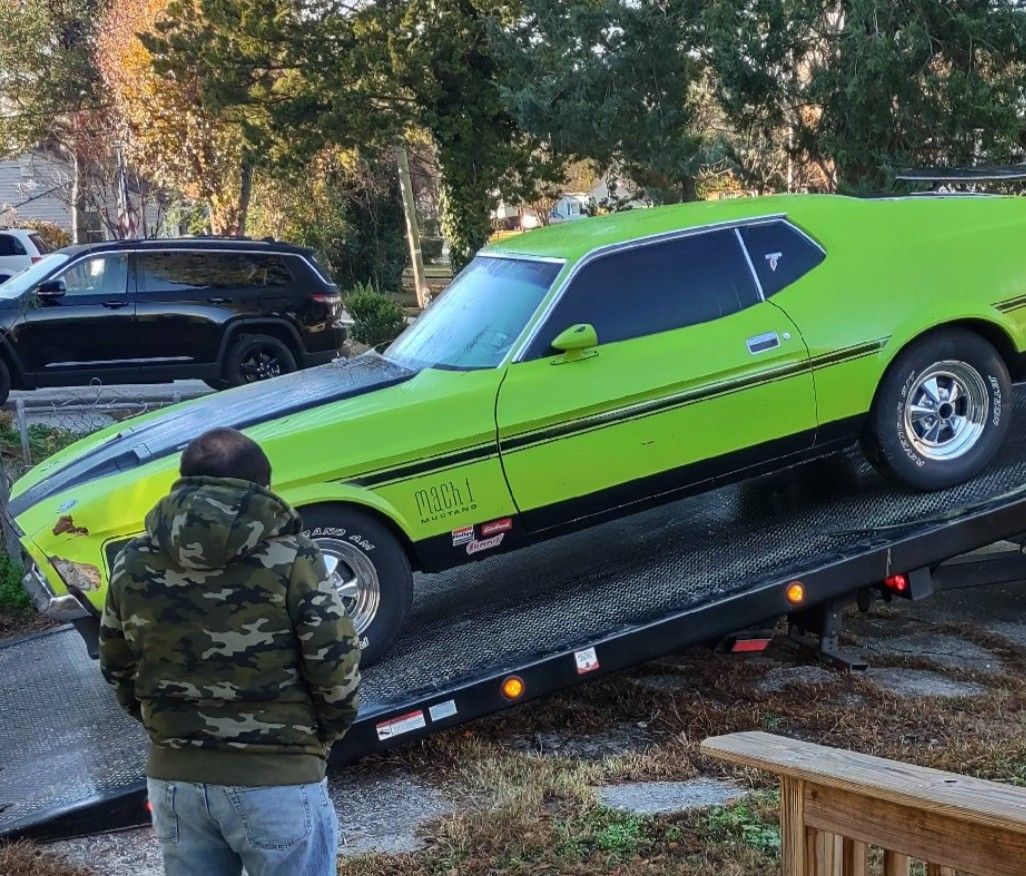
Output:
top-left (903, 361), bottom-right (988, 461)
top-left (315, 537), bottom-right (381, 636)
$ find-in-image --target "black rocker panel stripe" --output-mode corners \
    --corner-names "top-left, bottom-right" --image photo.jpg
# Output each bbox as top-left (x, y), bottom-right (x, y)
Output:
top-left (411, 414), bottom-right (866, 572)
top-left (350, 339), bottom-right (885, 488)
top-left (995, 295), bottom-right (1026, 314)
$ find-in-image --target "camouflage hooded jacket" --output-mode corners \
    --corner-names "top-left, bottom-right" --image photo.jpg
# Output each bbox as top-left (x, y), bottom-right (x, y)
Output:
top-left (99, 476), bottom-right (361, 786)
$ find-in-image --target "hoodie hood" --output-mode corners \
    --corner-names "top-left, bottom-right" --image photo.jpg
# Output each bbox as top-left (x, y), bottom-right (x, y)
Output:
top-left (145, 477), bottom-right (301, 571)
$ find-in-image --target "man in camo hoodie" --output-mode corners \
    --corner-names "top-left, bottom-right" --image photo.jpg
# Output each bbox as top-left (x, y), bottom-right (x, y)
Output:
top-left (100, 427), bottom-right (360, 876)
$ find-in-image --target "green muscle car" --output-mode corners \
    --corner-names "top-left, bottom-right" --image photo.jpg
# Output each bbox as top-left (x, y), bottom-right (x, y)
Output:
top-left (8, 194), bottom-right (1026, 663)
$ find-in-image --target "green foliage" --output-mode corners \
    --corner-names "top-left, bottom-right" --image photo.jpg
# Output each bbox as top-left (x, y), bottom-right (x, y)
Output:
top-left (706, 794), bottom-right (781, 854)
top-left (345, 286), bottom-right (407, 347)
top-left (0, 552), bottom-right (28, 615)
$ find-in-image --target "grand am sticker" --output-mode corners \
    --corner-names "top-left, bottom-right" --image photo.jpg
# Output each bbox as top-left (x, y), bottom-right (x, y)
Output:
top-left (376, 710), bottom-right (427, 741)
top-left (451, 525), bottom-right (474, 546)
top-left (480, 517), bottom-right (513, 537)
top-left (575, 646), bottom-right (600, 675)
top-left (466, 533), bottom-right (505, 555)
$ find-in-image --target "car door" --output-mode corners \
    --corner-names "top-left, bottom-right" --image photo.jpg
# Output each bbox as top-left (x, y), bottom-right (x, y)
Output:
top-left (495, 227), bottom-right (818, 533)
top-left (19, 251), bottom-right (140, 382)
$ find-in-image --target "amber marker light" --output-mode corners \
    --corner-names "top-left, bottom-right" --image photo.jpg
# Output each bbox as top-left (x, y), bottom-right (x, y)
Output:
top-left (501, 676), bottom-right (525, 700)
top-left (785, 582), bottom-right (806, 605)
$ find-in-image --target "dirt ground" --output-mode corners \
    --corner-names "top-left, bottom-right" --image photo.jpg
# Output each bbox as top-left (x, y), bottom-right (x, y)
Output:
top-left (7, 576), bottom-right (1026, 875)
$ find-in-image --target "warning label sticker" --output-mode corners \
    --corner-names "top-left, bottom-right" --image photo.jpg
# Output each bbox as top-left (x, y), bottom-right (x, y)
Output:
top-left (428, 700), bottom-right (458, 722)
top-left (376, 710), bottom-right (427, 741)
top-left (574, 646), bottom-right (600, 675)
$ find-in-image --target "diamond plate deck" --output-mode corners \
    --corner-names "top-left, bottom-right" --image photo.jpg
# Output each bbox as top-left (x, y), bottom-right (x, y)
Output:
top-left (6, 389), bottom-right (1026, 839)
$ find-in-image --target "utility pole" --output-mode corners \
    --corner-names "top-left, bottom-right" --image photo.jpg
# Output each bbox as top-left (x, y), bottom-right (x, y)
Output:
top-left (396, 145), bottom-right (428, 309)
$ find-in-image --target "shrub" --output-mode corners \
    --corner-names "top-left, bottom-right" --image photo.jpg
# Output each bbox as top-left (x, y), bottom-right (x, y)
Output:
top-left (346, 285), bottom-right (407, 346)
top-left (9, 220), bottom-right (71, 250)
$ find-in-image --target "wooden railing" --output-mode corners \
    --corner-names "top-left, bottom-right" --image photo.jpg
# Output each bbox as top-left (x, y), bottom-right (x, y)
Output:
top-left (701, 731), bottom-right (1026, 876)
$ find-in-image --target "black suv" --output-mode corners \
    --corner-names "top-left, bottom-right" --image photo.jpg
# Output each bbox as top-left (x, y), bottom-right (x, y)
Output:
top-left (0, 237), bottom-right (347, 404)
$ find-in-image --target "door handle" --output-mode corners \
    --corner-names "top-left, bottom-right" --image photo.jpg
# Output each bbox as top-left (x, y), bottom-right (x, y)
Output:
top-left (747, 332), bottom-right (781, 354)
top-left (103, 300), bottom-right (129, 310)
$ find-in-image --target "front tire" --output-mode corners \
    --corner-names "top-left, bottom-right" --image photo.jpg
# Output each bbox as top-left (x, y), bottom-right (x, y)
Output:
top-left (300, 506), bottom-right (413, 667)
top-left (863, 329), bottom-right (1010, 490)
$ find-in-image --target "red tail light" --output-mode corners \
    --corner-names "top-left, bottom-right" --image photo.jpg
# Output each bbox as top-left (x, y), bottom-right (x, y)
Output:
top-left (31, 256), bottom-right (42, 264)
top-left (731, 637), bottom-right (772, 654)
top-left (883, 573), bottom-right (909, 594)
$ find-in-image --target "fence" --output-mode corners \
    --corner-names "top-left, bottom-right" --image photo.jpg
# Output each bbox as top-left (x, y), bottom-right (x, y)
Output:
top-left (702, 730), bottom-right (1026, 876)
top-left (0, 384), bottom-right (207, 480)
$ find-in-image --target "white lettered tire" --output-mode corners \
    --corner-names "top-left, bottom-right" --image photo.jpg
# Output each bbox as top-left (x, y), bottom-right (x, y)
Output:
top-left (863, 329), bottom-right (1010, 490)
top-left (300, 505), bottom-right (413, 666)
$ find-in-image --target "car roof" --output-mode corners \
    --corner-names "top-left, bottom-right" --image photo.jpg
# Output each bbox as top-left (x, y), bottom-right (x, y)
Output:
top-left (56, 237), bottom-right (317, 259)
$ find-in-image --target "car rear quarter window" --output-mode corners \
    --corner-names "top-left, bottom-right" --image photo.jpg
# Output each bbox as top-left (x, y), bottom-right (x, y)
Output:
top-left (739, 220), bottom-right (825, 297)
top-left (29, 234), bottom-right (51, 254)
top-left (0, 234), bottom-right (26, 257)
top-left (527, 228), bottom-right (760, 357)
top-left (138, 251), bottom-right (294, 292)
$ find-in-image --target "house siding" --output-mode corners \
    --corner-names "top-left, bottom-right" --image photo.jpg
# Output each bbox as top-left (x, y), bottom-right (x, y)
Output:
top-left (0, 151), bottom-right (73, 230)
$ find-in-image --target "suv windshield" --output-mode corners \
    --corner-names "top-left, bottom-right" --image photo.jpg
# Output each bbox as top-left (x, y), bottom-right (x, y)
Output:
top-left (385, 256), bottom-right (562, 370)
top-left (0, 253), bottom-right (70, 299)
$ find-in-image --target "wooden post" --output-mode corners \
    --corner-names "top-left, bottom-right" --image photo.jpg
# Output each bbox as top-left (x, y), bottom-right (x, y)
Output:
top-left (925, 866), bottom-right (955, 876)
top-left (809, 829), bottom-right (842, 875)
top-left (842, 838), bottom-right (868, 876)
top-left (780, 777), bottom-right (806, 875)
top-left (396, 145), bottom-right (428, 309)
top-left (883, 851), bottom-right (910, 876)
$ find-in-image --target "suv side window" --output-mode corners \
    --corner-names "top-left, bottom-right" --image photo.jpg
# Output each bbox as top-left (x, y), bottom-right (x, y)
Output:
top-left (526, 228), bottom-right (760, 358)
top-left (0, 234), bottom-right (26, 257)
top-left (57, 254), bottom-right (129, 297)
top-left (138, 252), bottom-right (293, 292)
top-left (739, 220), bottom-right (825, 297)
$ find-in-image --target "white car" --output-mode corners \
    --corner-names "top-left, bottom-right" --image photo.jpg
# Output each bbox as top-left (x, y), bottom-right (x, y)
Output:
top-left (0, 229), bottom-right (51, 284)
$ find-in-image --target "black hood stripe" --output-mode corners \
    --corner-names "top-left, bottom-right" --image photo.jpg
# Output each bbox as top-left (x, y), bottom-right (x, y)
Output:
top-left (9, 354), bottom-right (415, 518)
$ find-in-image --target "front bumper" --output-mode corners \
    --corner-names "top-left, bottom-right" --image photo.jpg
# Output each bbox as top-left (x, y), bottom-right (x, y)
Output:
top-left (21, 560), bottom-right (93, 622)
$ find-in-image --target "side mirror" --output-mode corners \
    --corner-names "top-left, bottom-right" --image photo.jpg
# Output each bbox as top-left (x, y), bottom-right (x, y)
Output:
top-left (36, 279), bottom-right (66, 300)
top-left (551, 323), bottom-right (598, 362)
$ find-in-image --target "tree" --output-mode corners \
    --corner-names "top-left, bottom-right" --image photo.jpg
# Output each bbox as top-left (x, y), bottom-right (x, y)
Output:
top-left (97, 0), bottom-right (256, 234)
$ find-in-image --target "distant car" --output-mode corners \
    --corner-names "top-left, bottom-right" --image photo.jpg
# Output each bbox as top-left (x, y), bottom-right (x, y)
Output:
top-left (0, 228), bottom-right (51, 284)
top-left (0, 237), bottom-right (347, 404)
top-left (10, 194), bottom-right (1026, 666)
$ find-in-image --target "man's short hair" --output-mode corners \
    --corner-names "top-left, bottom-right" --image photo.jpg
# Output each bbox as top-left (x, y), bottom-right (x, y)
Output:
top-left (180, 428), bottom-right (272, 487)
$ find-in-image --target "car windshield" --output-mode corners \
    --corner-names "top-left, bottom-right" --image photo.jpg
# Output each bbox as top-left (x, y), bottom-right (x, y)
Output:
top-left (0, 253), bottom-right (70, 299)
top-left (385, 256), bottom-right (563, 370)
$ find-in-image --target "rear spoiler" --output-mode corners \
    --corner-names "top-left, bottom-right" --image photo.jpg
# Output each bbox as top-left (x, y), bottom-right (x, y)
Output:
top-left (896, 167), bottom-right (1026, 185)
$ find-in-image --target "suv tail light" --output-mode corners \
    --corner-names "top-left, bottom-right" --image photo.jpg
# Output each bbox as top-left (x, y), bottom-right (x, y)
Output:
top-left (31, 256), bottom-right (42, 264)
top-left (312, 294), bottom-right (341, 304)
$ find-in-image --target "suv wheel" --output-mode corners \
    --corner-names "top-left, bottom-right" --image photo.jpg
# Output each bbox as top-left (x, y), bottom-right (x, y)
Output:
top-left (300, 506), bottom-right (413, 667)
top-left (863, 329), bottom-right (1010, 490)
top-left (226, 334), bottom-right (297, 386)
top-left (0, 359), bottom-right (9, 406)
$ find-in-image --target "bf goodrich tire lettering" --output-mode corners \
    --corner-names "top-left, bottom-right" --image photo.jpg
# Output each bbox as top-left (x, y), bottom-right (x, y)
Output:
top-left (863, 329), bottom-right (1011, 490)
top-left (300, 506), bottom-right (413, 667)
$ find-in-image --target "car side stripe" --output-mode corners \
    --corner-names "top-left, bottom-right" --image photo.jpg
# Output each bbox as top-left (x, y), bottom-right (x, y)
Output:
top-left (994, 294), bottom-right (1026, 313)
top-left (340, 339), bottom-right (887, 489)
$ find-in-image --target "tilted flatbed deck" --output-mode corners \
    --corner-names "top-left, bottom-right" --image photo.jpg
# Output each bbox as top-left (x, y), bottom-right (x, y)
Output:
top-left (6, 389), bottom-right (1026, 841)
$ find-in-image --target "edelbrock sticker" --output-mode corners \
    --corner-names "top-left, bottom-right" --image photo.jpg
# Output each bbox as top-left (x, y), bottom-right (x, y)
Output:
top-left (480, 517), bottom-right (513, 537)
top-left (451, 525), bottom-right (474, 546)
top-left (466, 533), bottom-right (504, 555)
top-left (376, 710), bottom-right (427, 741)
top-left (428, 700), bottom-right (458, 722)
top-left (575, 646), bottom-right (600, 675)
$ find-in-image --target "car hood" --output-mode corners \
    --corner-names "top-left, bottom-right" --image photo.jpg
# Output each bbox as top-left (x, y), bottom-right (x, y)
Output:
top-left (8, 353), bottom-right (416, 517)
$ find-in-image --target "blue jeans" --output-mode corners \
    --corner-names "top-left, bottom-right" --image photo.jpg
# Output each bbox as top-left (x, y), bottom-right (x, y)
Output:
top-left (147, 778), bottom-right (339, 876)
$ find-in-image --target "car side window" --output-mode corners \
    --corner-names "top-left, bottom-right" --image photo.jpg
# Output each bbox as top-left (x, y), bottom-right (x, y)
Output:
top-left (739, 220), bottom-right (825, 297)
top-left (57, 255), bottom-right (129, 297)
top-left (526, 228), bottom-right (760, 358)
top-left (138, 252), bottom-right (293, 292)
top-left (0, 234), bottom-right (26, 257)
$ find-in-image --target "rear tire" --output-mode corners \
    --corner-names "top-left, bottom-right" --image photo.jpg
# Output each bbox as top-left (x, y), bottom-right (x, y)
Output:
top-left (0, 359), bottom-right (9, 406)
top-left (300, 505), bottom-right (413, 667)
top-left (862, 329), bottom-right (1010, 490)
top-left (225, 334), bottom-right (297, 386)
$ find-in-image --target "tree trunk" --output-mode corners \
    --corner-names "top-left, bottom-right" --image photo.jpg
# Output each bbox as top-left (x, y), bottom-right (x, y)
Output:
top-left (236, 160), bottom-right (254, 237)
top-left (396, 145), bottom-right (428, 308)
top-left (70, 150), bottom-right (83, 244)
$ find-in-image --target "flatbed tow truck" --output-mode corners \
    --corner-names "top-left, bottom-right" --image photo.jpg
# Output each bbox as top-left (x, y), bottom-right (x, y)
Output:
top-left (6, 387), bottom-right (1026, 843)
